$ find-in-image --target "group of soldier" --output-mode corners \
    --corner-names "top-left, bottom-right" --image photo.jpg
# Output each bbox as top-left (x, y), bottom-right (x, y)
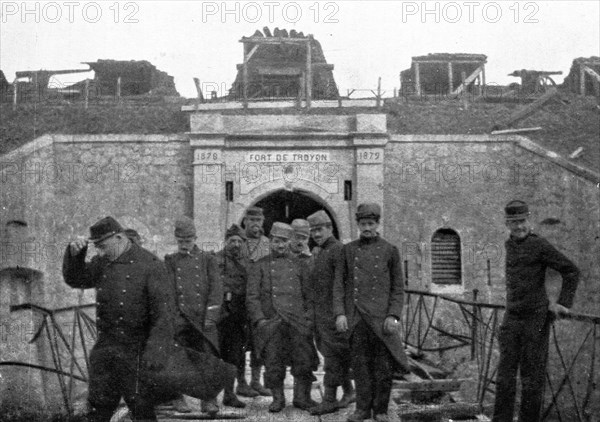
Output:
top-left (62, 199), bottom-right (580, 422)
top-left (63, 202), bottom-right (413, 422)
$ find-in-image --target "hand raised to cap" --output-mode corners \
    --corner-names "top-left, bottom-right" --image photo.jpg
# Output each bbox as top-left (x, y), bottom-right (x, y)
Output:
top-left (69, 237), bottom-right (88, 256)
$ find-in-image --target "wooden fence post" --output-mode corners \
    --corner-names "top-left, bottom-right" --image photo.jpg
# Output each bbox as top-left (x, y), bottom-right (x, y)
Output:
top-left (471, 288), bottom-right (479, 360)
top-left (84, 79), bottom-right (89, 109)
top-left (13, 78), bottom-right (18, 111)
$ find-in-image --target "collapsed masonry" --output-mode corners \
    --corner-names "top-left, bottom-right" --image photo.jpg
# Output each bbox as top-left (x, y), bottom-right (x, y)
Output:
top-left (563, 57), bottom-right (600, 97)
top-left (81, 59), bottom-right (179, 97)
top-left (228, 27), bottom-right (339, 101)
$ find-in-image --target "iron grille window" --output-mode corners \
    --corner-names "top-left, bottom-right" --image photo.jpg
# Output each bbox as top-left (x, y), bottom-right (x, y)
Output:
top-left (431, 228), bottom-right (462, 285)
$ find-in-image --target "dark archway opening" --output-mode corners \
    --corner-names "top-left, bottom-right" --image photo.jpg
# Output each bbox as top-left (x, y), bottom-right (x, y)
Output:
top-left (246, 189), bottom-right (339, 249)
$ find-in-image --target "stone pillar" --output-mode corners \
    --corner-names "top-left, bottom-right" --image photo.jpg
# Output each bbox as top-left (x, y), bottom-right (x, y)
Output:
top-left (190, 114), bottom-right (226, 252)
top-left (353, 114), bottom-right (389, 236)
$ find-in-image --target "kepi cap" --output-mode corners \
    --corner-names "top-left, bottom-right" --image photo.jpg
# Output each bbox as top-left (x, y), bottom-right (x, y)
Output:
top-left (505, 200), bottom-right (530, 221)
top-left (291, 219), bottom-right (310, 236)
top-left (270, 222), bottom-right (294, 239)
top-left (88, 216), bottom-right (124, 243)
top-left (356, 203), bottom-right (381, 220)
top-left (245, 206), bottom-right (264, 218)
top-left (175, 216), bottom-right (196, 238)
top-left (307, 210), bottom-right (331, 228)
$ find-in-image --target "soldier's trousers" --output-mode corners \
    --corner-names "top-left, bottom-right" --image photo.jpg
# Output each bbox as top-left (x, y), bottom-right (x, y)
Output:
top-left (262, 320), bottom-right (317, 388)
top-left (492, 309), bottom-right (551, 422)
top-left (87, 338), bottom-right (156, 422)
top-left (350, 317), bottom-right (394, 416)
top-left (218, 295), bottom-right (249, 372)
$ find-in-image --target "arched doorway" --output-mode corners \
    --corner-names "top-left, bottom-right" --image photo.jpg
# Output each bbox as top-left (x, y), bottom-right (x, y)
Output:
top-left (246, 189), bottom-right (339, 246)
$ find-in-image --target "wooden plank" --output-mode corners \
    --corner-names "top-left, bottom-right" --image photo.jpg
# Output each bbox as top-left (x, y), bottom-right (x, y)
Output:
top-left (306, 37), bottom-right (312, 109)
top-left (451, 65), bottom-right (483, 96)
top-left (414, 62), bottom-right (421, 96)
top-left (448, 62), bottom-right (453, 94)
top-left (583, 65), bottom-right (600, 82)
top-left (491, 127), bottom-right (542, 135)
top-left (397, 403), bottom-right (493, 419)
top-left (497, 88), bottom-right (559, 129)
top-left (393, 378), bottom-right (468, 392)
top-left (240, 36), bottom-right (308, 45)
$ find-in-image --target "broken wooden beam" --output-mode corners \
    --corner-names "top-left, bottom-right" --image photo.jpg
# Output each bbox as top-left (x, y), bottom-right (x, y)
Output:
top-left (491, 127), bottom-right (542, 135)
top-left (393, 378), bottom-right (469, 392)
top-left (451, 65), bottom-right (484, 96)
top-left (569, 147), bottom-right (584, 158)
top-left (397, 402), bottom-right (494, 419)
top-left (494, 87), bottom-right (559, 130)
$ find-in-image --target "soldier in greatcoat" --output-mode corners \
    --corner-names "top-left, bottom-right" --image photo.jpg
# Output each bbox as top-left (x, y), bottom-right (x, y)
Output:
top-left (215, 224), bottom-right (250, 408)
top-left (334, 203), bottom-right (412, 422)
top-left (62, 216), bottom-right (174, 422)
top-left (306, 210), bottom-right (355, 416)
top-left (492, 200), bottom-right (579, 422)
top-left (164, 216), bottom-right (223, 415)
top-left (246, 222), bottom-right (318, 413)
top-left (239, 206), bottom-right (271, 397)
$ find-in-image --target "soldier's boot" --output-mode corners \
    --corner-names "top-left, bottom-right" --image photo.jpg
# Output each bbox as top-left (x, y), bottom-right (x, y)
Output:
top-left (268, 385), bottom-right (286, 413)
top-left (309, 386), bottom-right (340, 415)
top-left (292, 379), bottom-right (318, 410)
top-left (200, 398), bottom-right (219, 416)
top-left (250, 366), bottom-right (272, 396)
top-left (235, 370), bottom-right (259, 397)
top-left (223, 378), bottom-right (246, 408)
top-left (338, 378), bottom-right (356, 408)
top-left (172, 395), bottom-right (192, 413)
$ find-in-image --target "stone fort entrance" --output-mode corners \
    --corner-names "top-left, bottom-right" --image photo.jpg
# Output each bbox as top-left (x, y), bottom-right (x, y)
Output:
top-left (250, 189), bottom-right (339, 241)
top-left (187, 112), bottom-right (389, 246)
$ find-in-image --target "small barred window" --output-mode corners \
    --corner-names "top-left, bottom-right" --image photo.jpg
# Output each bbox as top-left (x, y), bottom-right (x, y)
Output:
top-left (431, 228), bottom-right (461, 285)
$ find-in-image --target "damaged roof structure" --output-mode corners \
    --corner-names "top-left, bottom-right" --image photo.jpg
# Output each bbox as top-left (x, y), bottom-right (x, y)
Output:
top-left (401, 53), bottom-right (487, 96)
top-left (563, 57), bottom-right (600, 97)
top-left (228, 27), bottom-right (339, 103)
top-left (83, 59), bottom-right (179, 96)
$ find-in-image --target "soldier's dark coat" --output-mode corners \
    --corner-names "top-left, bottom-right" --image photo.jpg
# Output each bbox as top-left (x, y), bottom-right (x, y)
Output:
top-left (493, 232), bottom-right (579, 422)
top-left (311, 237), bottom-right (350, 357)
top-left (63, 243), bottom-right (174, 420)
top-left (164, 245), bottom-right (222, 352)
top-left (63, 243), bottom-right (174, 356)
top-left (214, 248), bottom-right (250, 371)
top-left (333, 235), bottom-right (409, 371)
top-left (246, 251), bottom-right (318, 386)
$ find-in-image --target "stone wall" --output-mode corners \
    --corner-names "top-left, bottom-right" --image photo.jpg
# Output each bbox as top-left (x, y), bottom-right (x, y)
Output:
top-left (383, 134), bottom-right (599, 305)
top-left (1, 134), bottom-right (192, 416)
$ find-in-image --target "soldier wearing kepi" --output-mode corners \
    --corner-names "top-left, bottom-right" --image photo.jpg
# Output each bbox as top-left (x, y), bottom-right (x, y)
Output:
top-left (239, 206), bottom-right (271, 397)
top-left (290, 218), bottom-right (313, 265)
top-left (62, 216), bottom-right (173, 422)
top-left (215, 224), bottom-right (249, 408)
top-left (492, 200), bottom-right (579, 422)
top-left (334, 203), bottom-right (412, 422)
top-left (164, 216), bottom-right (223, 416)
top-left (306, 210), bottom-right (355, 416)
top-left (246, 222), bottom-right (318, 413)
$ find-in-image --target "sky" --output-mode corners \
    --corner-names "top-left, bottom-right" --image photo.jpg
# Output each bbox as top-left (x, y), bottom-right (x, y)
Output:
top-left (1, 0), bottom-right (599, 98)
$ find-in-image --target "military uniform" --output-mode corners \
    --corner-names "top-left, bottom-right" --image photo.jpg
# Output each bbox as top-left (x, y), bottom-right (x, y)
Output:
top-left (311, 236), bottom-right (351, 388)
top-left (241, 235), bottom-right (270, 263)
top-left (215, 248), bottom-right (250, 375)
top-left (165, 245), bottom-right (222, 354)
top-left (334, 225), bottom-right (409, 419)
top-left (493, 227), bottom-right (579, 422)
top-left (240, 208), bottom-right (272, 395)
top-left (246, 251), bottom-right (318, 389)
top-left (63, 240), bottom-right (173, 422)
